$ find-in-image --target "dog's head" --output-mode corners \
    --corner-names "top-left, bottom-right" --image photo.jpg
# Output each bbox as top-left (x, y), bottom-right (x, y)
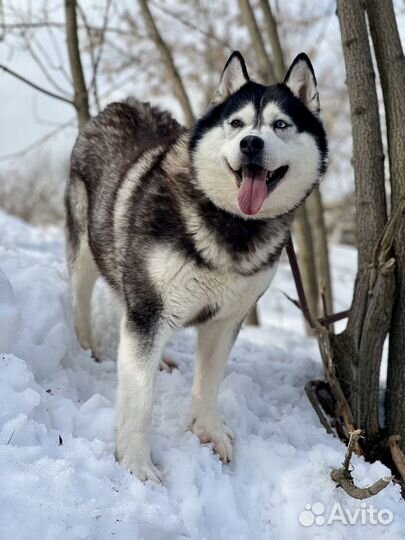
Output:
top-left (190, 52), bottom-right (328, 219)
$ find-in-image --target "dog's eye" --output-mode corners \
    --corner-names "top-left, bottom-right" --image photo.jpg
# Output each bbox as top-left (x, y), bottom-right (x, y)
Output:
top-left (230, 119), bottom-right (244, 129)
top-left (274, 120), bottom-right (288, 130)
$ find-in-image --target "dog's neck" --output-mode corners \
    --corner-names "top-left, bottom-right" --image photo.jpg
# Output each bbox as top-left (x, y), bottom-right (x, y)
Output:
top-left (162, 132), bottom-right (295, 275)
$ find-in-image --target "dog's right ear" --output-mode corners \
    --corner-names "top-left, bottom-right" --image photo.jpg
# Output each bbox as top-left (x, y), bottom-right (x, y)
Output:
top-left (212, 51), bottom-right (250, 105)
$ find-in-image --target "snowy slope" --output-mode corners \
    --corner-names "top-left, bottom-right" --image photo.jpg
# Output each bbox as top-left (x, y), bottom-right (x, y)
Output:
top-left (0, 209), bottom-right (403, 540)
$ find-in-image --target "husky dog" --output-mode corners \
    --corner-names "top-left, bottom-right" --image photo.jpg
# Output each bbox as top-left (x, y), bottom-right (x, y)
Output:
top-left (65, 51), bottom-right (327, 482)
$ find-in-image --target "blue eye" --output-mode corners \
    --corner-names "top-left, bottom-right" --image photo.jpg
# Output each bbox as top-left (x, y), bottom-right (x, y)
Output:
top-left (274, 120), bottom-right (288, 129)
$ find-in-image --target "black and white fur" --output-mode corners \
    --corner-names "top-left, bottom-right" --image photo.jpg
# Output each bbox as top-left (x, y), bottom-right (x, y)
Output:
top-left (65, 52), bottom-right (327, 482)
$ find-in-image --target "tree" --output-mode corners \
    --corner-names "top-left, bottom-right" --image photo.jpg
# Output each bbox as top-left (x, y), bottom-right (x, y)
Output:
top-left (365, 0), bottom-right (405, 455)
top-left (64, 0), bottom-right (90, 129)
top-left (311, 0), bottom-right (405, 482)
top-left (239, 0), bottom-right (333, 329)
top-left (138, 0), bottom-right (194, 127)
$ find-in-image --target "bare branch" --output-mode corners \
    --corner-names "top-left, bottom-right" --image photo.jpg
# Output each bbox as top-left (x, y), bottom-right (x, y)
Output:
top-left (305, 381), bottom-right (334, 434)
top-left (0, 63), bottom-right (74, 105)
top-left (138, 0), bottom-right (194, 126)
top-left (23, 31), bottom-right (71, 96)
top-left (0, 118), bottom-right (75, 162)
top-left (149, 1), bottom-right (232, 51)
top-left (77, 0), bottom-right (112, 112)
top-left (259, 0), bottom-right (286, 80)
top-left (238, 0), bottom-right (276, 83)
top-left (331, 430), bottom-right (393, 499)
top-left (64, 0), bottom-right (91, 128)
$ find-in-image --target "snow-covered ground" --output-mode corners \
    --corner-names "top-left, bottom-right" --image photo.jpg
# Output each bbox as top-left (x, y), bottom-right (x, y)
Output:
top-left (0, 209), bottom-right (403, 540)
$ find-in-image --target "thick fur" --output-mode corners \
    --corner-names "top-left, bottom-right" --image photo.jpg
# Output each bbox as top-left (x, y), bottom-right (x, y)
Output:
top-left (65, 52), bottom-right (327, 482)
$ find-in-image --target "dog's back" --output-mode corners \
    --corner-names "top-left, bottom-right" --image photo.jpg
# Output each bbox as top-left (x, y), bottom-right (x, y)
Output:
top-left (70, 101), bottom-right (183, 190)
top-left (65, 100), bottom-right (184, 285)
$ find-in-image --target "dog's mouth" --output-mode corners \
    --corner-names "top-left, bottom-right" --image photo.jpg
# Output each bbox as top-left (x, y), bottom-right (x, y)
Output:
top-left (230, 163), bottom-right (289, 216)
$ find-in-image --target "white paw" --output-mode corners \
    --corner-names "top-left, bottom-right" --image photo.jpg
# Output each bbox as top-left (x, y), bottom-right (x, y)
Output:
top-left (190, 417), bottom-right (235, 463)
top-left (159, 355), bottom-right (178, 372)
top-left (115, 445), bottom-right (162, 483)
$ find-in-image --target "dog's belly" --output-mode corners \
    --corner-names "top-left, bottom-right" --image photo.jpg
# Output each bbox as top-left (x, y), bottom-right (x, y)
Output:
top-left (148, 244), bottom-right (277, 326)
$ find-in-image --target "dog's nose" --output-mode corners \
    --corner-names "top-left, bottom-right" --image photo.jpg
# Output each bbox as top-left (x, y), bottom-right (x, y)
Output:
top-left (239, 135), bottom-right (264, 157)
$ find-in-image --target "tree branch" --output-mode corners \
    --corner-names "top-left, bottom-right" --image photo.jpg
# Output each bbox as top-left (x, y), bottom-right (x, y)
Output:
top-left (0, 63), bottom-right (73, 105)
top-left (331, 430), bottom-right (393, 499)
top-left (238, 0), bottom-right (276, 83)
top-left (0, 118), bottom-right (75, 162)
top-left (138, 0), bottom-right (194, 126)
top-left (64, 0), bottom-right (91, 128)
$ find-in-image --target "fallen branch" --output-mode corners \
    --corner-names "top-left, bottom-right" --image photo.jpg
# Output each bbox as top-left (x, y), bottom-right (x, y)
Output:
top-left (331, 430), bottom-right (393, 499)
top-left (305, 381), bottom-right (334, 435)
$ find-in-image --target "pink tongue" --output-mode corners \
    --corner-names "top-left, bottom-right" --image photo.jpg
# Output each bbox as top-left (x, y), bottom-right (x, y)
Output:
top-left (237, 167), bottom-right (268, 216)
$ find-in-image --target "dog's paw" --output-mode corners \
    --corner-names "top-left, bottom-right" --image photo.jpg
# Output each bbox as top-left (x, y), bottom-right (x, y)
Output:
top-left (159, 356), bottom-right (178, 372)
top-left (115, 447), bottom-right (162, 483)
top-left (190, 417), bottom-right (235, 463)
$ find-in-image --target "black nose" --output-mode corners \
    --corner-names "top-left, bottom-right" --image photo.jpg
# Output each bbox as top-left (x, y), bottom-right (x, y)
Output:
top-left (240, 135), bottom-right (264, 157)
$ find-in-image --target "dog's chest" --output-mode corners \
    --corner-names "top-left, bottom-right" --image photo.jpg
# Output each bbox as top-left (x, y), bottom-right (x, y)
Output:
top-left (148, 245), bottom-right (276, 324)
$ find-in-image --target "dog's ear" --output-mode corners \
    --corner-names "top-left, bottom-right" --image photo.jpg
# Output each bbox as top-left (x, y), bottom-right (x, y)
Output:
top-left (212, 51), bottom-right (249, 104)
top-left (284, 53), bottom-right (320, 115)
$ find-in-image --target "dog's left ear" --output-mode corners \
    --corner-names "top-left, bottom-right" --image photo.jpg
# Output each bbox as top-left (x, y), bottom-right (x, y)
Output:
top-left (284, 53), bottom-right (320, 115)
top-left (212, 51), bottom-right (250, 105)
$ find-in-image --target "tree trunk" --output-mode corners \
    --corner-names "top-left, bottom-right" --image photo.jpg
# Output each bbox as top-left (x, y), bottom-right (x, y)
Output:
top-left (64, 0), bottom-right (90, 129)
top-left (138, 0), bottom-right (194, 127)
top-left (366, 0), bottom-right (405, 450)
top-left (259, 0), bottom-right (285, 81)
top-left (238, 0), bottom-right (275, 84)
top-left (334, 0), bottom-right (390, 446)
top-left (306, 188), bottom-right (333, 317)
top-left (295, 205), bottom-right (319, 322)
top-left (259, 0), bottom-right (335, 329)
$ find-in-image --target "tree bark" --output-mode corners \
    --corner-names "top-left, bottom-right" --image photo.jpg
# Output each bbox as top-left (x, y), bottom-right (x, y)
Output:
top-left (259, 0), bottom-right (285, 81)
top-left (306, 188), bottom-right (333, 317)
top-left (238, 0), bottom-right (275, 84)
top-left (138, 0), bottom-right (194, 127)
top-left (337, 1), bottom-right (387, 270)
top-left (334, 0), bottom-right (389, 445)
top-left (64, 0), bottom-right (90, 129)
top-left (295, 205), bottom-right (319, 322)
top-left (366, 0), bottom-right (405, 450)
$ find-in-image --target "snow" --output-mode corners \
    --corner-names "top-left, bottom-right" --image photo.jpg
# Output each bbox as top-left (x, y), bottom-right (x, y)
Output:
top-left (0, 208), bottom-right (403, 540)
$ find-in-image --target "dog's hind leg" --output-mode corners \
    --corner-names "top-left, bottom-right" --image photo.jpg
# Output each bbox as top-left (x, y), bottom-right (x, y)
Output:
top-left (115, 313), bottom-right (171, 482)
top-left (65, 177), bottom-right (99, 356)
top-left (190, 316), bottom-right (242, 463)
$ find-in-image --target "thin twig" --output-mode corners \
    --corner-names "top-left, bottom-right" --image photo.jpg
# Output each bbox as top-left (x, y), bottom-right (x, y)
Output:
top-left (149, 0), bottom-right (232, 50)
top-left (0, 118), bottom-right (75, 162)
top-left (0, 63), bottom-right (73, 105)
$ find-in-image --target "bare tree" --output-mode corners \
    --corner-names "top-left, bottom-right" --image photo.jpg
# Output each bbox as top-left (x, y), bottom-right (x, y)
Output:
top-left (302, 0), bottom-right (405, 485)
top-left (64, 0), bottom-right (90, 128)
top-left (333, 0), bottom-right (389, 446)
top-left (138, 0), bottom-right (194, 126)
top-left (366, 0), bottom-right (405, 453)
top-left (238, 0), bottom-right (275, 83)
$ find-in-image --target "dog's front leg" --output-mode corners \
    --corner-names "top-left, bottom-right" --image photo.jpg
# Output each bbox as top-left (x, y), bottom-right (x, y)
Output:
top-left (115, 313), bottom-right (164, 483)
top-left (190, 316), bottom-right (242, 463)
